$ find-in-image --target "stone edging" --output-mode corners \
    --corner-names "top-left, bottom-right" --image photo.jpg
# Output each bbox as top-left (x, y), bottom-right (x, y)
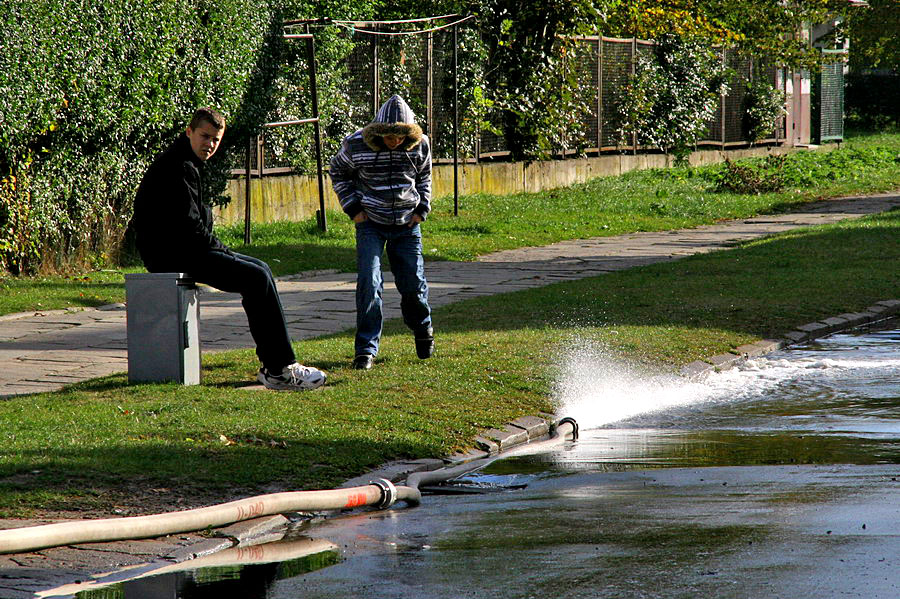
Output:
top-left (678, 299), bottom-right (900, 380)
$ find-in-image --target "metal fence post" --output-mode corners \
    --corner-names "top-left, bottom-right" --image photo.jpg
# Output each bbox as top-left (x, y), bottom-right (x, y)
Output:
top-left (721, 48), bottom-right (727, 148)
top-left (453, 23), bottom-right (459, 216)
top-left (244, 136), bottom-right (253, 245)
top-left (631, 37), bottom-right (637, 153)
top-left (372, 32), bottom-right (379, 114)
top-left (597, 36), bottom-right (603, 151)
top-left (258, 134), bottom-right (265, 216)
top-left (426, 30), bottom-right (434, 143)
top-left (306, 30), bottom-right (327, 231)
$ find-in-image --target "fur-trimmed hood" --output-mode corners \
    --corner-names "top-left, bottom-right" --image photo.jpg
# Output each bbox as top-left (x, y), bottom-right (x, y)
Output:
top-left (362, 95), bottom-right (423, 151)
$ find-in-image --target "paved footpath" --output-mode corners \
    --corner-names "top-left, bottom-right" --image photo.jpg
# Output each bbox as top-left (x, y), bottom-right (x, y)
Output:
top-left (1, 192), bottom-right (899, 399)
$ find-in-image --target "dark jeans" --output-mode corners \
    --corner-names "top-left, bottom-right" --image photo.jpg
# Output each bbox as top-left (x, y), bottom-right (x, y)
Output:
top-left (189, 250), bottom-right (296, 372)
top-left (355, 220), bottom-right (431, 357)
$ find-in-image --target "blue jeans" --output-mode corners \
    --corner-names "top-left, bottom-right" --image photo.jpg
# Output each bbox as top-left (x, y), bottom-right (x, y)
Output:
top-left (355, 220), bottom-right (431, 357)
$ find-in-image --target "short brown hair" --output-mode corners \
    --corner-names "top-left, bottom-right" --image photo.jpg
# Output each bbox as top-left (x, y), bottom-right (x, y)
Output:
top-left (189, 107), bottom-right (225, 130)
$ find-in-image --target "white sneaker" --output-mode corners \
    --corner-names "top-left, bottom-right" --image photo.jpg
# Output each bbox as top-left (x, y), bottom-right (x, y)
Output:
top-left (257, 362), bottom-right (326, 391)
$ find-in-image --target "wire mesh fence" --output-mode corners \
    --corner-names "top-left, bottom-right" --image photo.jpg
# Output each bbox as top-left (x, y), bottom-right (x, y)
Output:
top-left (813, 51), bottom-right (846, 143)
top-left (245, 20), bottom-right (797, 178)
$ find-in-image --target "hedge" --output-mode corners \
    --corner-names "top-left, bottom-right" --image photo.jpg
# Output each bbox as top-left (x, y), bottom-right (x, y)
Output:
top-left (0, 0), bottom-right (371, 275)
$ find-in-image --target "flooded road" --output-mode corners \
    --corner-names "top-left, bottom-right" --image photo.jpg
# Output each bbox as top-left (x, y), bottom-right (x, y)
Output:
top-left (64, 325), bottom-right (900, 598)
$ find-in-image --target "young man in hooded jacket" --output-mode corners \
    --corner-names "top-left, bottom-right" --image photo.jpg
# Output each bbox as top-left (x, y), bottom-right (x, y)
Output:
top-left (330, 95), bottom-right (434, 370)
top-left (133, 107), bottom-right (326, 391)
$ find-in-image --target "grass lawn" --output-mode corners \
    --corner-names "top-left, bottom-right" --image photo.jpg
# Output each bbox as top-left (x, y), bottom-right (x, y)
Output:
top-left (1, 207), bottom-right (899, 518)
top-left (1, 129), bottom-right (898, 317)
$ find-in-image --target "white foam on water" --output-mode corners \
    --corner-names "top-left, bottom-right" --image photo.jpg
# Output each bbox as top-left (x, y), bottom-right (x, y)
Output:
top-left (552, 337), bottom-right (900, 430)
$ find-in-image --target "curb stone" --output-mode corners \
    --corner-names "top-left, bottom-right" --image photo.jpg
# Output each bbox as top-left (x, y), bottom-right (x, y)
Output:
top-left (510, 415), bottom-right (551, 438)
top-left (678, 300), bottom-right (900, 380)
top-left (708, 353), bottom-right (742, 371)
top-left (339, 458), bottom-right (445, 489)
top-left (166, 537), bottom-right (234, 562)
top-left (473, 435), bottom-right (500, 454)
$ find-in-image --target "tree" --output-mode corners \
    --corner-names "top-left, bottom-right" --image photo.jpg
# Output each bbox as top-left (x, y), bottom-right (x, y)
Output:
top-left (841, 0), bottom-right (900, 72)
top-left (601, 0), bottom-right (858, 69)
top-left (0, 0), bottom-right (383, 275)
top-left (614, 35), bottom-right (729, 165)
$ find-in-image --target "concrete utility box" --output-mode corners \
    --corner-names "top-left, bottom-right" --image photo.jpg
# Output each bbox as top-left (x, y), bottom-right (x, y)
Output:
top-left (125, 273), bottom-right (201, 385)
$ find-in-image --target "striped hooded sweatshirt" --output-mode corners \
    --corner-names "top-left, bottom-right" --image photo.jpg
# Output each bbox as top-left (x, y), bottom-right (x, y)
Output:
top-left (330, 95), bottom-right (431, 225)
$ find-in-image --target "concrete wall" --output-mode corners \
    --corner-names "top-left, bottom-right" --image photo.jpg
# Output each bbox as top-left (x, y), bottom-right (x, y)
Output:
top-left (216, 145), bottom-right (791, 225)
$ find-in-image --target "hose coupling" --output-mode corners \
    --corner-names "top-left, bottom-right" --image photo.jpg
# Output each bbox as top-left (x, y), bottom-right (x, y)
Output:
top-left (558, 416), bottom-right (579, 440)
top-left (370, 478), bottom-right (398, 509)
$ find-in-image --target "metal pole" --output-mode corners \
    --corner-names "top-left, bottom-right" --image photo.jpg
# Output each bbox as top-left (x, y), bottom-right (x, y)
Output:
top-left (306, 27), bottom-right (327, 231)
top-left (721, 48), bottom-right (727, 148)
top-left (426, 31), bottom-right (433, 141)
top-left (258, 134), bottom-right (265, 217)
top-left (453, 23), bottom-right (459, 216)
top-left (631, 37), bottom-right (637, 154)
top-left (597, 36), bottom-right (603, 150)
top-left (372, 32), bottom-right (379, 115)
top-left (244, 136), bottom-right (252, 245)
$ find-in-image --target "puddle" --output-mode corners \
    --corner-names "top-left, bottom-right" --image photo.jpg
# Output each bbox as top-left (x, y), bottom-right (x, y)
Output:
top-left (38, 538), bottom-right (339, 599)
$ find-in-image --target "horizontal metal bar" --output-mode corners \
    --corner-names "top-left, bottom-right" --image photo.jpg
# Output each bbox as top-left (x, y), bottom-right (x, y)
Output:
top-left (230, 166), bottom-right (307, 177)
top-left (283, 34), bottom-right (313, 40)
top-left (477, 150), bottom-right (511, 159)
top-left (263, 118), bottom-right (319, 128)
top-left (433, 157), bottom-right (478, 164)
top-left (335, 14), bottom-right (459, 26)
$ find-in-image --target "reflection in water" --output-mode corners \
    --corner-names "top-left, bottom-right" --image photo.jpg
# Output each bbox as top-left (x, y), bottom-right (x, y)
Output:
top-left (55, 539), bottom-right (341, 599)
top-left (94, 563), bottom-right (283, 599)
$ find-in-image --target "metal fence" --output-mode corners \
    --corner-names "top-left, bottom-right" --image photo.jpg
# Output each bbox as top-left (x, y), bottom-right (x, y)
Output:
top-left (812, 50), bottom-right (846, 143)
top-left (249, 22), bottom-right (791, 176)
top-left (338, 17), bottom-right (476, 162)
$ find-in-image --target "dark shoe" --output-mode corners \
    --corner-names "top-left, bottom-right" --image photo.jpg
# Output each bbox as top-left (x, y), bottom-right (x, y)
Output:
top-left (352, 354), bottom-right (374, 370)
top-left (414, 327), bottom-right (434, 359)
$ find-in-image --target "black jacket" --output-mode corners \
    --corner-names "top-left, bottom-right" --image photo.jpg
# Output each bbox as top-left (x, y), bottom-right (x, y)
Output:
top-left (134, 134), bottom-right (228, 272)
